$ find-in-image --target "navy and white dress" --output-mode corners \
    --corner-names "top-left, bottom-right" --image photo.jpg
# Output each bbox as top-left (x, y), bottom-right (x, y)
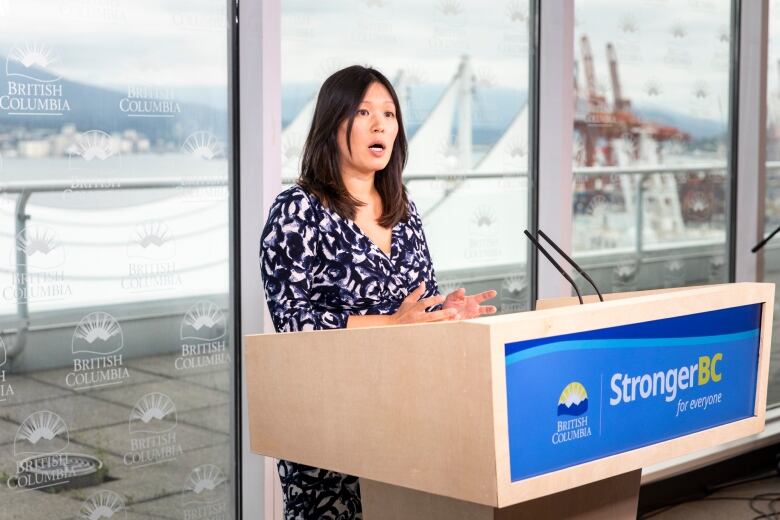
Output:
top-left (259, 185), bottom-right (440, 519)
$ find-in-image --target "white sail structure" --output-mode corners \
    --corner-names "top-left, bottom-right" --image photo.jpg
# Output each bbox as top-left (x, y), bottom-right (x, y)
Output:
top-left (475, 105), bottom-right (528, 173)
top-left (404, 75), bottom-right (460, 176)
top-left (281, 93), bottom-right (316, 177)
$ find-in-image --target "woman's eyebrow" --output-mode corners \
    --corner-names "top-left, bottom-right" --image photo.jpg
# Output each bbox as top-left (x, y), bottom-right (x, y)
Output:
top-left (359, 99), bottom-right (395, 106)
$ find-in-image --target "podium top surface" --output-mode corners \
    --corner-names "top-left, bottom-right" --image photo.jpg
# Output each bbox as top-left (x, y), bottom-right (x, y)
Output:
top-left (245, 283), bottom-right (774, 507)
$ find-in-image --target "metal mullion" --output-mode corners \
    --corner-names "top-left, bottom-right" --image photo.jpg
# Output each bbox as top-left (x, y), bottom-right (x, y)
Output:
top-left (238, 0), bottom-right (278, 518)
top-left (733, 0), bottom-right (768, 282)
top-left (535, 0), bottom-right (575, 301)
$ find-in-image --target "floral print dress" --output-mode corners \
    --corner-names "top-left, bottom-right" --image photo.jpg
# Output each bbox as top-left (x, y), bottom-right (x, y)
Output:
top-left (259, 185), bottom-right (440, 519)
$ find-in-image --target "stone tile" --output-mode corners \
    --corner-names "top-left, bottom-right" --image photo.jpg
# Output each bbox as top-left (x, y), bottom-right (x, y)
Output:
top-left (178, 404), bottom-right (231, 435)
top-left (26, 364), bottom-right (164, 394)
top-left (0, 394), bottom-right (130, 436)
top-left (0, 439), bottom-right (111, 498)
top-left (0, 374), bottom-right (71, 405)
top-left (130, 444), bottom-right (234, 519)
top-left (180, 369), bottom-right (231, 393)
top-left (0, 482), bottom-right (81, 520)
top-left (125, 353), bottom-right (228, 378)
top-left (0, 438), bottom-right (232, 518)
top-left (72, 421), bottom-right (227, 460)
top-left (69, 451), bottom-right (182, 505)
top-left (91, 379), bottom-right (229, 414)
top-left (132, 489), bottom-right (234, 520)
top-left (0, 418), bottom-right (20, 445)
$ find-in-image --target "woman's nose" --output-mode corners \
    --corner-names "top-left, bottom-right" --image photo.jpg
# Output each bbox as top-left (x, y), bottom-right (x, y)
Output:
top-left (371, 115), bottom-right (384, 133)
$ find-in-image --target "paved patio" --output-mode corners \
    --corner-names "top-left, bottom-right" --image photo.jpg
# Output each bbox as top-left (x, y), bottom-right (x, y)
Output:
top-left (0, 352), bottom-right (233, 519)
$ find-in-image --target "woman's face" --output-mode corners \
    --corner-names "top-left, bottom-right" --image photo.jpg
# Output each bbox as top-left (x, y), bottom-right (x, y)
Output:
top-left (337, 81), bottom-right (399, 176)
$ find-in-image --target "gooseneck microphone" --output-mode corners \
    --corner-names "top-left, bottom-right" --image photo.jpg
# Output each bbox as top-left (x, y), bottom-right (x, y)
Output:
top-left (537, 229), bottom-right (604, 302)
top-left (524, 229), bottom-right (584, 304)
top-left (752, 224), bottom-right (780, 253)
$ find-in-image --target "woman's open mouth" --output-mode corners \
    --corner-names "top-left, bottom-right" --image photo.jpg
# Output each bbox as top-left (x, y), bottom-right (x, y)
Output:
top-left (368, 142), bottom-right (385, 156)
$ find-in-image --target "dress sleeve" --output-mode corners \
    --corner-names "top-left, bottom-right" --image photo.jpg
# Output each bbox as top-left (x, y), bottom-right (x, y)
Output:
top-left (408, 200), bottom-right (442, 305)
top-left (259, 189), bottom-right (350, 332)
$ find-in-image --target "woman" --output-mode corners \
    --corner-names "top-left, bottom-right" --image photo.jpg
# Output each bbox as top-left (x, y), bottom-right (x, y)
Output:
top-left (260, 65), bottom-right (497, 519)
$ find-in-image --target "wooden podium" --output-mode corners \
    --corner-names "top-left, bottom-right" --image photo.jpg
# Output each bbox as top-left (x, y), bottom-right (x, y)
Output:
top-left (245, 283), bottom-right (774, 519)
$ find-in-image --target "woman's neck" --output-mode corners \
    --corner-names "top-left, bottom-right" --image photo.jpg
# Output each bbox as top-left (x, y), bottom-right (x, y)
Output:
top-left (341, 168), bottom-right (377, 203)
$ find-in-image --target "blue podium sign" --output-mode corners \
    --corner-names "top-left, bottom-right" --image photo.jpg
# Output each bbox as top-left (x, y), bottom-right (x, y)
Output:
top-left (504, 304), bottom-right (762, 482)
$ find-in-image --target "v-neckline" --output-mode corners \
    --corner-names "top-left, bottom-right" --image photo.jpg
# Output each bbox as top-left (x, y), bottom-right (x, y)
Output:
top-left (348, 218), bottom-right (399, 262)
top-left (309, 189), bottom-right (400, 264)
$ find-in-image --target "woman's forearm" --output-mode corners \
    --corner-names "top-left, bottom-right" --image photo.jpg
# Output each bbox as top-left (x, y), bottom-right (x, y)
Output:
top-left (346, 314), bottom-right (396, 328)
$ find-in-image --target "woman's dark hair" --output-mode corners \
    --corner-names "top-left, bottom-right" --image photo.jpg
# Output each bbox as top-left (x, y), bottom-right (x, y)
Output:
top-left (298, 65), bottom-right (408, 228)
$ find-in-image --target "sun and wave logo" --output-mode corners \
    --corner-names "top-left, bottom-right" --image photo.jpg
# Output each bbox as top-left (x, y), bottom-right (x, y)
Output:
top-left (79, 490), bottom-right (127, 520)
top-left (14, 410), bottom-right (70, 458)
top-left (6, 42), bottom-right (61, 82)
top-left (182, 131), bottom-right (223, 160)
top-left (72, 312), bottom-right (123, 356)
top-left (180, 301), bottom-right (226, 342)
top-left (73, 130), bottom-right (117, 162)
top-left (129, 392), bottom-right (177, 434)
top-left (14, 226), bottom-right (65, 270)
top-left (183, 464), bottom-right (228, 506)
top-left (557, 382), bottom-right (589, 417)
top-left (127, 221), bottom-right (175, 261)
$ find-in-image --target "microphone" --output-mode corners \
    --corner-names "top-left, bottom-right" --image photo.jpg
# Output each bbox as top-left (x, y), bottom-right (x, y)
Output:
top-left (752, 224), bottom-right (780, 253)
top-left (537, 229), bottom-right (604, 302)
top-left (524, 230), bottom-right (584, 304)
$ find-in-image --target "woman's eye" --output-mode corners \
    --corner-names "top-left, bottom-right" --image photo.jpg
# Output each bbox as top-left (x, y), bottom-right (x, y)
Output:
top-left (384, 112), bottom-right (395, 118)
top-left (357, 109), bottom-right (369, 116)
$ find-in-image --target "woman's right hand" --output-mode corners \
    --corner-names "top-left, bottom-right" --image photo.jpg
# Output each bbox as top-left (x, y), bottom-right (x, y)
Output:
top-left (391, 282), bottom-right (458, 325)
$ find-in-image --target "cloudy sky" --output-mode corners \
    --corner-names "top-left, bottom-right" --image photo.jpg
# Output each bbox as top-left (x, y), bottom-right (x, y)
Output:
top-left (1, 0), bottom-right (779, 121)
top-left (0, 0), bottom-right (229, 89)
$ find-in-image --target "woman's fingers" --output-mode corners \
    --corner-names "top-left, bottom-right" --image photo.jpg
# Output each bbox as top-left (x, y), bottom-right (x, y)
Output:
top-left (421, 308), bottom-right (458, 322)
top-left (417, 294), bottom-right (444, 309)
top-left (479, 305), bottom-right (498, 315)
top-left (472, 290), bottom-right (498, 303)
top-left (447, 287), bottom-right (466, 299)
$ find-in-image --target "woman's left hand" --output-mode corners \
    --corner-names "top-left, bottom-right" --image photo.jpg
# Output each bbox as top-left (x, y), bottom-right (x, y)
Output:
top-left (442, 288), bottom-right (498, 319)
